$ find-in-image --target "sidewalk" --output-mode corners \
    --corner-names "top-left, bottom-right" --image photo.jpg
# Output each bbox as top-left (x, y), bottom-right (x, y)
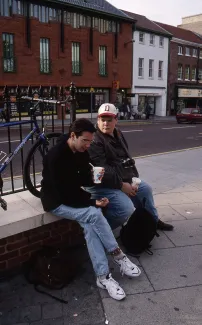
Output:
top-left (0, 148), bottom-right (202, 325)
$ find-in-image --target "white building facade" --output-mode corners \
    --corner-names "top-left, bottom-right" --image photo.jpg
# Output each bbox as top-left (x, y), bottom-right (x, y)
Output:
top-left (125, 12), bottom-right (172, 116)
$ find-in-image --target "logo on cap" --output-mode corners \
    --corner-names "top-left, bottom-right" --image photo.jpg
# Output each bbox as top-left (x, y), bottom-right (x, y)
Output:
top-left (104, 105), bottom-right (110, 111)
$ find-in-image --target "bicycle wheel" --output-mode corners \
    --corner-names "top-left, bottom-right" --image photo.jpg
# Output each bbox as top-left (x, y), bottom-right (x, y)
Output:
top-left (24, 132), bottom-right (62, 198)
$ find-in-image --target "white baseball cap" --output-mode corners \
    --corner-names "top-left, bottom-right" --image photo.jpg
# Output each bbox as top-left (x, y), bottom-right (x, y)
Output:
top-left (98, 103), bottom-right (118, 117)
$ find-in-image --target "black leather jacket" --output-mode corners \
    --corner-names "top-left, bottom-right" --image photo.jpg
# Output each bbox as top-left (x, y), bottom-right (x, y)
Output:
top-left (88, 127), bottom-right (139, 189)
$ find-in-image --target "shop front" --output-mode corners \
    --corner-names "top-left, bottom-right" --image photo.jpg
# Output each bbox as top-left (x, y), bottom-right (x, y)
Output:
top-left (176, 87), bottom-right (202, 112)
top-left (76, 87), bottom-right (110, 113)
top-left (132, 87), bottom-right (167, 116)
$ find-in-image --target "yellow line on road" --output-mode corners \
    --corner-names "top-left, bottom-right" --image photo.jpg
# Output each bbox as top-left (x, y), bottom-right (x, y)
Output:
top-left (135, 146), bottom-right (202, 159)
top-left (3, 172), bottom-right (41, 181)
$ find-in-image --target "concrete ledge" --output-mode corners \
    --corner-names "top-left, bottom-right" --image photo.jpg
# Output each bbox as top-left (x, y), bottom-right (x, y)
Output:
top-left (0, 191), bottom-right (61, 239)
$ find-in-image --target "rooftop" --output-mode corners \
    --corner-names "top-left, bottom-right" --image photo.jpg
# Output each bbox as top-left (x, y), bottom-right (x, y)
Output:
top-left (122, 10), bottom-right (172, 37)
top-left (155, 21), bottom-right (202, 44)
top-left (47, 0), bottom-right (132, 20)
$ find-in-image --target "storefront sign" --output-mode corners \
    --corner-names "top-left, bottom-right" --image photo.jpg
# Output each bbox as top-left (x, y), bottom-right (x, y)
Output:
top-left (178, 88), bottom-right (202, 98)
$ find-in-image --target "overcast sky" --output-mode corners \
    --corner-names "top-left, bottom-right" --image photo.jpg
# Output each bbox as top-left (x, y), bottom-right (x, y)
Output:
top-left (108, 0), bottom-right (202, 26)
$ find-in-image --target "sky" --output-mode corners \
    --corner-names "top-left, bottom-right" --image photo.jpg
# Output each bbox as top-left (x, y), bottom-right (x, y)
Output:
top-left (108, 0), bottom-right (202, 26)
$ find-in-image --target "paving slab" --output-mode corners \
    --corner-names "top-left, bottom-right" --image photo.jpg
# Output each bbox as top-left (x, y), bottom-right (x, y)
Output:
top-left (182, 191), bottom-right (202, 203)
top-left (102, 285), bottom-right (202, 325)
top-left (156, 205), bottom-right (186, 222)
top-left (154, 192), bottom-right (194, 206)
top-left (164, 219), bottom-right (202, 246)
top-left (139, 244), bottom-right (202, 291)
top-left (171, 202), bottom-right (202, 220)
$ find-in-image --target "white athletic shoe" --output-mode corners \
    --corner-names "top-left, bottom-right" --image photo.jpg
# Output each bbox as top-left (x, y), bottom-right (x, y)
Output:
top-left (114, 255), bottom-right (141, 277)
top-left (97, 274), bottom-right (126, 301)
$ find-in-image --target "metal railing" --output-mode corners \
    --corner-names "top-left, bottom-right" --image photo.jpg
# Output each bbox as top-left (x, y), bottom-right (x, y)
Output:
top-left (0, 85), bottom-right (75, 196)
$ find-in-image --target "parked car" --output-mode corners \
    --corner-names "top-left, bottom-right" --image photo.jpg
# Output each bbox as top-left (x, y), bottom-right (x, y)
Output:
top-left (176, 107), bottom-right (202, 123)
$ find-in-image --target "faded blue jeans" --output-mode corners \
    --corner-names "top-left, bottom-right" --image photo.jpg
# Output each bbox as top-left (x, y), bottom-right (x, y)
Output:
top-left (50, 205), bottom-right (119, 277)
top-left (86, 180), bottom-right (159, 230)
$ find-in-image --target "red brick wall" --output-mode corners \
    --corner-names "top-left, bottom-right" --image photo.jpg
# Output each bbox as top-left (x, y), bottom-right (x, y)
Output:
top-left (168, 41), bottom-right (202, 110)
top-left (0, 15), bottom-right (133, 92)
top-left (0, 219), bottom-right (84, 273)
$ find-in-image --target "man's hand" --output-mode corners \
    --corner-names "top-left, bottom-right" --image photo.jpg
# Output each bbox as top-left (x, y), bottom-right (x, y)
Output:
top-left (96, 197), bottom-right (109, 208)
top-left (121, 182), bottom-right (138, 196)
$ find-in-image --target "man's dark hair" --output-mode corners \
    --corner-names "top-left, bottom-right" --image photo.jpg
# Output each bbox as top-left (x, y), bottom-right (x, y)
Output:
top-left (69, 118), bottom-right (96, 137)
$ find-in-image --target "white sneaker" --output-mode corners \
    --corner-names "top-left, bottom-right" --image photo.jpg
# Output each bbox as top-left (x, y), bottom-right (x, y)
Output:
top-left (96, 274), bottom-right (126, 301)
top-left (114, 255), bottom-right (141, 277)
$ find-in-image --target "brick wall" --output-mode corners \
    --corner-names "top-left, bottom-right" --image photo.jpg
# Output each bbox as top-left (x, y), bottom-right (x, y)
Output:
top-left (0, 15), bottom-right (133, 91)
top-left (167, 41), bottom-right (201, 110)
top-left (0, 219), bottom-right (84, 274)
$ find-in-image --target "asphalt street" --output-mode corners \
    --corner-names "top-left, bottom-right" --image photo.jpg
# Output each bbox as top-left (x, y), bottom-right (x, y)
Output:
top-left (0, 121), bottom-right (202, 182)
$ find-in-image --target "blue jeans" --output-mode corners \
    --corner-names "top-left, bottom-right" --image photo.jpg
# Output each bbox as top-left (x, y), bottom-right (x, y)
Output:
top-left (86, 180), bottom-right (159, 230)
top-left (50, 205), bottom-right (118, 277)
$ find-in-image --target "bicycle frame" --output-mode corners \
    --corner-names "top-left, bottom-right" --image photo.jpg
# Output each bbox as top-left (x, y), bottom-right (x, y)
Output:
top-left (0, 118), bottom-right (46, 174)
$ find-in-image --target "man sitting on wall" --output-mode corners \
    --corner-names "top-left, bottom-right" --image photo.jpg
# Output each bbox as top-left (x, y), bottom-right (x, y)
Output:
top-left (40, 118), bottom-right (141, 301)
top-left (87, 104), bottom-right (174, 231)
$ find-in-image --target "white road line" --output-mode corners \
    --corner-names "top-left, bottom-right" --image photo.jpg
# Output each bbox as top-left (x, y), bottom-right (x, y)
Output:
top-left (162, 126), bottom-right (196, 130)
top-left (122, 130), bottom-right (143, 133)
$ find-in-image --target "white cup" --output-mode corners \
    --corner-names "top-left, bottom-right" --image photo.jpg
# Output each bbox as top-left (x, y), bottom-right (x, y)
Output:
top-left (132, 177), bottom-right (141, 188)
top-left (93, 167), bottom-right (103, 184)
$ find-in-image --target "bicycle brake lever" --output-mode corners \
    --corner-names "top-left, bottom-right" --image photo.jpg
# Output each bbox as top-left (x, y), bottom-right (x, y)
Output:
top-left (0, 197), bottom-right (7, 211)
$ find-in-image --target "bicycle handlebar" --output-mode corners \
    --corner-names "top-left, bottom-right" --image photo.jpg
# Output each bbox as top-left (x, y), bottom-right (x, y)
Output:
top-left (21, 96), bottom-right (71, 104)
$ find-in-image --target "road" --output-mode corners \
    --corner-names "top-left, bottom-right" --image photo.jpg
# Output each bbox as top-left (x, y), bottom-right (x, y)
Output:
top-left (1, 121), bottom-right (202, 185)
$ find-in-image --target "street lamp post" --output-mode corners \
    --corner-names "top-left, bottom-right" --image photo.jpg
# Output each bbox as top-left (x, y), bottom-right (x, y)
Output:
top-left (69, 82), bottom-right (77, 124)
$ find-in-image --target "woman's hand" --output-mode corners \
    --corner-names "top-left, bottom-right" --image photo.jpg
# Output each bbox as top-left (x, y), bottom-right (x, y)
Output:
top-left (96, 197), bottom-right (109, 208)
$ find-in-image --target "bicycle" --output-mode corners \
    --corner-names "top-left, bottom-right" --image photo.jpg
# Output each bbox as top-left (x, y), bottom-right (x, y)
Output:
top-left (0, 95), bottom-right (68, 211)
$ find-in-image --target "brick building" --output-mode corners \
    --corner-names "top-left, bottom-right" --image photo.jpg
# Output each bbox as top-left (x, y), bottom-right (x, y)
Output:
top-left (156, 22), bottom-right (202, 115)
top-left (0, 0), bottom-right (134, 114)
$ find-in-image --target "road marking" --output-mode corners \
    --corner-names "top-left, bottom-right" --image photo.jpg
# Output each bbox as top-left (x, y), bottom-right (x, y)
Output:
top-left (134, 145), bottom-right (202, 159)
top-left (162, 126), bottom-right (196, 130)
top-left (3, 172), bottom-right (41, 181)
top-left (122, 129), bottom-right (143, 133)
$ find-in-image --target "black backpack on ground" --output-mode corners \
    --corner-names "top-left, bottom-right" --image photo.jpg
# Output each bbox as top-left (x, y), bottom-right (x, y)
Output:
top-left (120, 198), bottom-right (159, 256)
top-left (24, 245), bottom-right (86, 303)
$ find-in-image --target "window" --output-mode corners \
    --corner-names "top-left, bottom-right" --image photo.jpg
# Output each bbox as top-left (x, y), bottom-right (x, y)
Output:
top-left (192, 68), bottom-right (196, 80)
top-left (178, 46), bottom-right (183, 55)
top-left (72, 42), bottom-right (81, 75)
top-left (0, 0), bottom-right (12, 16)
top-left (12, 0), bottom-right (24, 15)
top-left (158, 61), bottom-right (163, 79)
top-left (159, 36), bottom-right (164, 47)
top-left (138, 58), bottom-right (144, 77)
top-left (40, 38), bottom-right (50, 73)
top-left (99, 46), bottom-right (107, 76)
top-left (185, 66), bottom-right (190, 80)
top-left (193, 48), bottom-right (197, 57)
top-left (198, 69), bottom-right (202, 80)
top-left (185, 47), bottom-right (190, 56)
top-left (178, 64), bottom-right (183, 80)
top-left (2, 33), bottom-right (15, 72)
top-left (150, 34), bottom-right (155, 45)
top-left (149, 59), bottom-right (154, 78)
top-left (139, 32), bottom-right (145, 44)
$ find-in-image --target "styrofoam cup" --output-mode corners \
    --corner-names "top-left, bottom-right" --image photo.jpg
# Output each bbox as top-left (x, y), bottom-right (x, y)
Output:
top-left (93, 167), bottom-right (103, 184)
top-left (132, 177), bottom-right (141, 188)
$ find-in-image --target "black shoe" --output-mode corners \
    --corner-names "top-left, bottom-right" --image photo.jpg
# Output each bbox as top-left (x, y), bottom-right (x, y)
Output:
top-left (157, 220), bottom-right (174, 231)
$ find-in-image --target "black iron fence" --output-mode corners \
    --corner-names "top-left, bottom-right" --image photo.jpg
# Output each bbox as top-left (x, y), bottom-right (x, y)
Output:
top-left (0, 84), bottom-right (78, 196)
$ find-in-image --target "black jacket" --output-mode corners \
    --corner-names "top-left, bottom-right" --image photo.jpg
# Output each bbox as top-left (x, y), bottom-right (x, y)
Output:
top-left (41, 134), bottom-right (95, 212)
top-left (88, 127), bottom-right (139, 189)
